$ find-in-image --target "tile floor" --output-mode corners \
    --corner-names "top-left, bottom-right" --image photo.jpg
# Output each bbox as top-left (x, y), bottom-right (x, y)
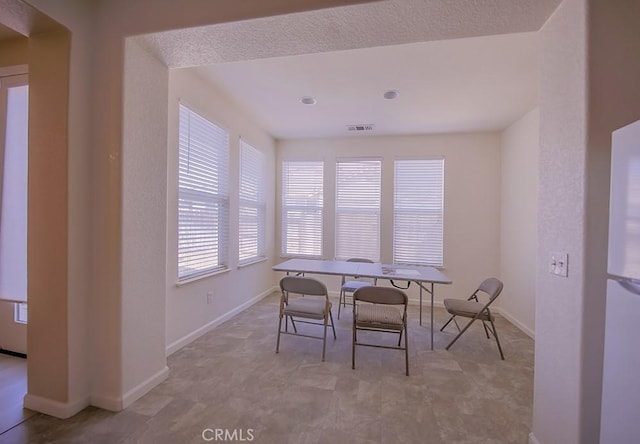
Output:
top-left (0, 354), bottom-right (34, 436)
top-left (0, 292), bottom-right (534, 444)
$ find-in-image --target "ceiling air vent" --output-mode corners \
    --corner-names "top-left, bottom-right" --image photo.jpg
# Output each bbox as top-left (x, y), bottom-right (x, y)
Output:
top-left (347, 124), bottom-right (375, 132)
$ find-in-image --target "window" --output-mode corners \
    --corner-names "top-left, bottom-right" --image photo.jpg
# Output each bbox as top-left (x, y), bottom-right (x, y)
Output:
top-left (177, 104), bottom-right (229, 281)
top-left (239, 140), bottom-right (266, 265)
top-left (281, 161), bottom-right (323, 257)
top-left (14, 303), bottom-right (27, 324)
top-left (335, 158), bottom-right (381, 261)
top-left (393, 159), bottom-right (444, 266)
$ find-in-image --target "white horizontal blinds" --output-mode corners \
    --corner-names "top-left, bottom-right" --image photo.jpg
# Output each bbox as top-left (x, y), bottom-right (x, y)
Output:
top-left (393, 159), bottom-right (444, 266)
top-left (335, 159), bottom-right (381, 261)
top-left (282, 161), bottom-right (323, 257)
top-left (177, 104), bottom-right (229, 280)
top-left (239, 140), bottom-right (266, 265)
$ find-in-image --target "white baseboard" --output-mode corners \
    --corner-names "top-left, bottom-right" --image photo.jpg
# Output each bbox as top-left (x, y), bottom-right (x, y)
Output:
top-left (122, 366), bottom-right (169, 409)
top-left (90, 393), bottom-right (122, 412)
top-left (90, 365), bottom-right (170, 411)
top-left (166, 286), bottom-right (277, 356)
top-left (23, 393), bottom-right (90, 419)
top-left (529, 432), bottom-right (541, 444)
top-left (494, 307), bottom-right (535, 339)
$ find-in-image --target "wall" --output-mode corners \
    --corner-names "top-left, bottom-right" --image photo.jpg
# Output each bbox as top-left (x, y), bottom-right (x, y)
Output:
top-left (165, 68), bottom-right (277, 353)
top-left (119, 37), bottom-right (169, 409)
top-left (277, 132), bottom-right (502, 304)
top-left (21, 0), bottom-right (367, 416)
top-left (533, 1), bottom-right (640, 443)
top-left (533, 0), bottom-right (588, 442)
top-left (0, 38), bottom-right (28, 66)
top-left (499, 107), bottom-right (539, 337)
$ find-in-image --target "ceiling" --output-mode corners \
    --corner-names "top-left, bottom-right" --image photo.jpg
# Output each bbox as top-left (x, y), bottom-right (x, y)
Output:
top-left (137, 0), bottom-right (562, 140)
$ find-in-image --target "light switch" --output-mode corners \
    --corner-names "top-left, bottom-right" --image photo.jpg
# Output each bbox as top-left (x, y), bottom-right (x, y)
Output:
top-left (550, 252), bottom-right (568, 277)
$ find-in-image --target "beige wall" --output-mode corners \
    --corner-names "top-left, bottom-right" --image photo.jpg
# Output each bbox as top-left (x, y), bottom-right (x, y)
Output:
top-left (13, 0), bottom-right (368, 418)
top-left (532, 1), bottom-right (640, 443)
top-left (165, 68), bottom-right (277, 353)
top-left (0, 38), bottom-right (28, 66)
top-left (499, 107), bottom-right (539, 337)
top-left (534, 0), bottom-right (588, 442)
top-left (277, 133), bottom-right (502, 304)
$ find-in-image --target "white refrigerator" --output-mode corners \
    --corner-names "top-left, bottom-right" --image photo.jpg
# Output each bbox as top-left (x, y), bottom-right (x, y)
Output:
top-left (600, 119), bottom-right (640, 443)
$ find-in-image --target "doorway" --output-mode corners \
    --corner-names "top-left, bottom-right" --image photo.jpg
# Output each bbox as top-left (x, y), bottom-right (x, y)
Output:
top-left (0, 70), bottom-right (33, 433)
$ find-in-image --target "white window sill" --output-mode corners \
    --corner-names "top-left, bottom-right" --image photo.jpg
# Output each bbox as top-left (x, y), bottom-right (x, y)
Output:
top-left (237, 256), bottom-right (267, 269)
top-left (175, 267), bottom-right (230, 287)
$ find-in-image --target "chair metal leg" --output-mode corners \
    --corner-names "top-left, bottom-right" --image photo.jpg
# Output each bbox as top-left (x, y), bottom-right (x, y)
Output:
top-left (329, 311), bottom-right (337, 339)
top-left (481, 320), bottom-right (490, 339)
top-left (276, 315), bottom-right (283, 353)
top-left (321, 317), bottom-right (328, 362)
top-left (441, 314), bottom-right (456, 332)
top-left (352, 314), bottom-right (357, 370)
top-left (338, 290), bottom-right (343, 319)
top-left (445, 316), bottom-right (479, 351)
top-left (489, 319), bottom-right (505, 360)
top-left (404, 323), bottom-right (409, 376)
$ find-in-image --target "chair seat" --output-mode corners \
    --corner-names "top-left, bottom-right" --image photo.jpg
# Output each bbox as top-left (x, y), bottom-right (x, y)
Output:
top-left (356, 304), bottom-right (404, 329)
top-left (443, 298), bottom-right (493, 321)
top-left (284, 298), bottom-right (329, 319)
top-left (342, 280), bottom-right (372, 292)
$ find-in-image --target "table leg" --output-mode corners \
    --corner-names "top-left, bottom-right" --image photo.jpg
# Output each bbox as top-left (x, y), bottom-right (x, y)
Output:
top-left (430, 282), bottom-right (434, 351)
top-left (419, 284), bottom-right (423, 326)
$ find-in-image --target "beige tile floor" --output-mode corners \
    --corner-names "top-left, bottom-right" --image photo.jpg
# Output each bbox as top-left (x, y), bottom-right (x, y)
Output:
top-left (0, 292), bottom-right (534, 444)
top-left (0, 354), bottom-right (35, 436)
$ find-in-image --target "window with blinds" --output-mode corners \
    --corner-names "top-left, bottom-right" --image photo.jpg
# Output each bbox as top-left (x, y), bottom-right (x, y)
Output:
top-left (177, 104), bottom-right (229, 281)
top-left (281, 161), bottom-right (323, 257)
top-left (239, 140), bottom-right (266, 265)
top-left (393, 159), bottom-right (444, 266)
top-left (335, 159), bottom-right (381, 261)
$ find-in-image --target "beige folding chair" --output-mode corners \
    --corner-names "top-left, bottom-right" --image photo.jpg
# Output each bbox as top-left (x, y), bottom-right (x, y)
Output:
top-left (276, 276), bottom-right (336, 361)
top-left (338, 258), bottom-right (377, 319)
top-left (440, 277), bottom-right (505, 360)
top-left (352, 286), bottom-right (409, 376)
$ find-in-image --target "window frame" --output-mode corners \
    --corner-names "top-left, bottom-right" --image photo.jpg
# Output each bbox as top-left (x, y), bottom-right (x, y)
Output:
top-left (393, 157), bottom-right (445, 267)
top-left (176, 103), bottom-right (230, 283)
top-left (281, 160), bottom-right (324, 258)
top-left (334, 157), bottom-right (382, 262)
top-left (238, 139), bottom-right (267, 266)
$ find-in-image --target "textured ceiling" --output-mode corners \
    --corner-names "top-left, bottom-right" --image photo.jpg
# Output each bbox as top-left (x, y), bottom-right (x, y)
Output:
top-left (137, 0), bottom-right (562, 139)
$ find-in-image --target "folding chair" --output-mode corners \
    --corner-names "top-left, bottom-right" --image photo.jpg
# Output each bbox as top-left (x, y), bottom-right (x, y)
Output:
top-left (352, 286), bottom-right (409, 375)
top-left (276, 276), bottom-right (336, 361)
top-left (338, 258), bottom-right (376, 319)
top-left (440, 277), bottom-right (505, 360)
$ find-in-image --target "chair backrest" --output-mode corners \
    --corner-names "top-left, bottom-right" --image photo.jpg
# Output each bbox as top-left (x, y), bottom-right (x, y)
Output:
top-left (477, 278), bottom-right (504, 303)
top-left (354, 286), bottom-right (407, 306)
top-left (344, 258), bottom-right (375, 282)
top-left (346, 258), bottom-right (374, 264)
top-left (280, 276), bottom-right (328, 298)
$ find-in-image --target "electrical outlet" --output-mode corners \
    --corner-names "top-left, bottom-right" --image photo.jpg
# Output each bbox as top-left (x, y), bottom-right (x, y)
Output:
top-left (550, 252), bottom-right (568, 277)
top-left (206, 291), bottom-right (214, 304)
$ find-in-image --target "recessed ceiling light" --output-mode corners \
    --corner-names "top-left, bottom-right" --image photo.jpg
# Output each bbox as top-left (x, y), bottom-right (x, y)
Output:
top-left (383, 90), bottom-right (400, 100)
top-left (300, 96), bottom-right (316, 105)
